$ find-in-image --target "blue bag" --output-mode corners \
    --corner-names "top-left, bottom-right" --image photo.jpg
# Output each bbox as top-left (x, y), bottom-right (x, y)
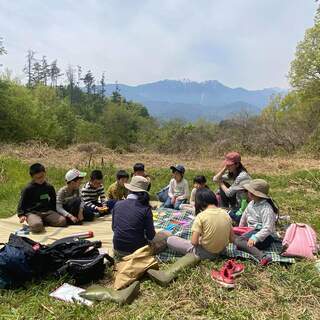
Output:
top-left (157, 185), bottom-right (169, 202)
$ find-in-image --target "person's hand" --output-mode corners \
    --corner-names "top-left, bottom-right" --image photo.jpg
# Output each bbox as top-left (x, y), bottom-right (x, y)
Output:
top-left (78, 210), bottom-right (84, 222)
top-left (97, 206), bottom-right (108, 213)
top-left (247, 238), bottom-right (256, 248)
top-left (171, 197), bottom-right (176, 205)
top-left (68, 214), bottom-right (78, 224)
top-left (19, 215), bottom-right (27, 223)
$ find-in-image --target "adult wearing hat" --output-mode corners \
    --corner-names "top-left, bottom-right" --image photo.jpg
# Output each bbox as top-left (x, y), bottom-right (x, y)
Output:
top-left (213, 152), bottom-right (251, 210)
top-left (112, 176), bottom-right (156, 258)
top-left (163, 164), bottom-right (189, 209)
top-left (234, 179), bottom-right (279, 265)
top-left (56, 169), bottom-right (87, 224)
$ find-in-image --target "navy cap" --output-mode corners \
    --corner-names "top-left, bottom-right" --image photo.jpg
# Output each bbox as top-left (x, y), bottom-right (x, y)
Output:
top-left (170, 164), bottom-right (185, 174)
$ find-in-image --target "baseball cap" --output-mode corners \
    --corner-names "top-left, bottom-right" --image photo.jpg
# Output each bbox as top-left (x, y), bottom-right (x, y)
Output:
top-left (65, 169), bottom-right (87, 182)
top-left (170, 164), bottom-right (185, 174)
top-left (224, 152), bottom-right (241, 166)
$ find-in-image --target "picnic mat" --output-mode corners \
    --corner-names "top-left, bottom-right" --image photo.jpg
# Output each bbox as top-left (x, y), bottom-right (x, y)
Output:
top-left (0, 215), bottom-right (114, 255)
top-left (154, 208), bottom-right (296, 264)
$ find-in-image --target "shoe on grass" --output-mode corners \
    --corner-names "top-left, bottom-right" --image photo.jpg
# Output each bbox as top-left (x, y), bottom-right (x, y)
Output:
top-left (223, 259), bottom-right (244, 277)
top-left (210, 267), bottom-right (235, 289)
top-left (260, 256), bottom-right (272, 266)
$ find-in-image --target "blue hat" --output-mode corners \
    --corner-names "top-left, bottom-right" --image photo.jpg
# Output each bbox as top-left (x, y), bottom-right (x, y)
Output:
top-left (170, 164), bottom-right (185, 174)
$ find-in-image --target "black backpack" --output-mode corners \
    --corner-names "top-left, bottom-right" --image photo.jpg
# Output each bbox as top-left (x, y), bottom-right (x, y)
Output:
top-left (0, 234), bottom-right (114, 288)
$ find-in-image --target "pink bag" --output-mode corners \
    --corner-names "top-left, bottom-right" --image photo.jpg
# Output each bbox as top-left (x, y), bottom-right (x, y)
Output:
top-left (233, 227), bottom-right (254, 236)
top-left (282, 223), bottom-right (318, 259)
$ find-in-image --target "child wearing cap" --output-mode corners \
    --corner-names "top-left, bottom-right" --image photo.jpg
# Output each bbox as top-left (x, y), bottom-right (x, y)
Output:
top-left (106, 170), bottom-right (129, 209)
top-left (234, 179), bottom-right (279, 265)
top-left (163, 165), bottom-right (189, 210)
top-left (81, 170), bottom-right (108, 221)
top-left (17, 163), bottom-right (67, 233)
top-left (56, 169), bottom-right (87, 224)
top-left (213, 152), bottom-right (251, 210)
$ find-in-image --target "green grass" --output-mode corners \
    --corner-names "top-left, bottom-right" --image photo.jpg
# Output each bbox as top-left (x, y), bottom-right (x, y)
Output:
top-left (0, 156), bottom-right (319, 320)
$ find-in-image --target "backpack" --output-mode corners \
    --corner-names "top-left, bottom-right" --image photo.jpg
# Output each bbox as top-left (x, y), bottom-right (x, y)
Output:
top-left (0, 245), bottom-right (33, 289)
top-left (0, 234), bottom-right (114, 288)
top-left (157, 185), bottom-right (169, 203)
top-left (282, 223), bottom-right (318, 259)
top-left (55, 253), bottom-right (114, 285)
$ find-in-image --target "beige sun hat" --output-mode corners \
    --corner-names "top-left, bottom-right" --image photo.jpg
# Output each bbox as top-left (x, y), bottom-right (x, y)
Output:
top-left (243, 179), bottom-right (270, 199)
top-left (124, 176), bottom-right (150, 193)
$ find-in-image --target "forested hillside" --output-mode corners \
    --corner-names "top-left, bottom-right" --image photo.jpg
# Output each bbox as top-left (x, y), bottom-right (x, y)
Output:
top-left (1, 10), bottom-right (320, 156)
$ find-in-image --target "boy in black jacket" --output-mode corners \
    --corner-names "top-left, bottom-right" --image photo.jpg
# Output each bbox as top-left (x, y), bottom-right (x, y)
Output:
top-left (17, 163), bottom-right (67, 233)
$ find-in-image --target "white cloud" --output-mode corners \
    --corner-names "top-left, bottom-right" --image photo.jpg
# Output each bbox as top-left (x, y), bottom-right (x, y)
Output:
top-left (0, 0), bottom-right (317, 89)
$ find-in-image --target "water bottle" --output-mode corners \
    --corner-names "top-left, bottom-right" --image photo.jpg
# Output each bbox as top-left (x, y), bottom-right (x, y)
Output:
top-left (69, 231), bottom-right (94, 239)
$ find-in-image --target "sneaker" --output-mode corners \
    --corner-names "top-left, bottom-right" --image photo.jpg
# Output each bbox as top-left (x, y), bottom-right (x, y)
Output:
top-left (210, 267), bottom-right (235, 288)
top-left (260, 256), bottom-right (272, 266)
top-left (223, 259), bottom-right (244, 277)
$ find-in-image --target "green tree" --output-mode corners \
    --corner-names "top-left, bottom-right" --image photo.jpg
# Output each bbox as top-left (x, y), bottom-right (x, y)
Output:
top-left (289, 14), bottom-right (320, 96)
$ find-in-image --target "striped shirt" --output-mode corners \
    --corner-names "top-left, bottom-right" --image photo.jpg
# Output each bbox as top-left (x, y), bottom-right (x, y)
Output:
top-left (81, 182), bottom-right (106, 210)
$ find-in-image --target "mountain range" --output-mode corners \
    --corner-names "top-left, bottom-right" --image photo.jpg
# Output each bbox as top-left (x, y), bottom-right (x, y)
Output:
top-left (104, 80), bottom-right (285, 121)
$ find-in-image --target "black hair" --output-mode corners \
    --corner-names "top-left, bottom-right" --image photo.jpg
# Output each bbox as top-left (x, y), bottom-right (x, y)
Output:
top-left (193, 175), bottom-right (207, 184)
top-left (129, 191), bottom-right (150, 207)
top-left (29, 163), bottom-right (46, 176)
top-left (172, 168), bottom-right (184, 177)
top-left (90, 170), bottom-right (103, 180)
top-left (116, 170), bottom-right (129, 180)
top-left (195, 188), bottom-right (218, 215)
top-left (133, 163), bottom-right (145, 172)
top-left (228, 162), bottom-right (248, 179)
top-left (267, 198), bottom-right (279, 215)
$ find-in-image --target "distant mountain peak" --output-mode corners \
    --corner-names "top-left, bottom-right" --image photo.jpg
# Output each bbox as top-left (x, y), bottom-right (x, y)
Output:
top-left (104, 79), bottom-right (284, 121)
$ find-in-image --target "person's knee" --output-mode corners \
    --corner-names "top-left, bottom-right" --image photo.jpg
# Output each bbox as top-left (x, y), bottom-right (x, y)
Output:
top-left (167, 235), bottom-right (178, 247)
top-left (29, 221), bottom-right (44, 233)
top-left (56, 216), bottom-right (67, 227)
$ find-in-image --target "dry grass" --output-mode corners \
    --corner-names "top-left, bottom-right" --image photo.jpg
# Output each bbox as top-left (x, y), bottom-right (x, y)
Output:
top-left (1, 142), bottom-right (319, 175)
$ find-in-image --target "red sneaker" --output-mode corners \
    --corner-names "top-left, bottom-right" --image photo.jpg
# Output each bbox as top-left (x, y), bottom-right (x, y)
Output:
top-left (260, 256), bottom-right (272, 266)
top-left (223, 259), bottom-right (244, 277)
top-left (210, 267), bottom-right (235, 288)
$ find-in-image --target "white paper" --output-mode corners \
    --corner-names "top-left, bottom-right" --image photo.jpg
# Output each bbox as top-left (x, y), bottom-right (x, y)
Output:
top-left (50, 283), bottom-right (93, 306)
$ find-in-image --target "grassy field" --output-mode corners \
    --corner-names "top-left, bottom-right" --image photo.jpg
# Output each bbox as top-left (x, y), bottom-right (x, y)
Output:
top-left (0, 156), bottom-right (319, 320)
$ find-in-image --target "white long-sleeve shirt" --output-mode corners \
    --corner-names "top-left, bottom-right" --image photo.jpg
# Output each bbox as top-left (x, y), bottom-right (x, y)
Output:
top-left (168, 178), bottom-right (189, 201)
top-left (239, 199), bottom-right (276, 242)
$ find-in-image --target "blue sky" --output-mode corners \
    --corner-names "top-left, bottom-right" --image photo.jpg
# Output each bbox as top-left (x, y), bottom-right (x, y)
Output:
top-left (0, 0), bottom-right (317, 89)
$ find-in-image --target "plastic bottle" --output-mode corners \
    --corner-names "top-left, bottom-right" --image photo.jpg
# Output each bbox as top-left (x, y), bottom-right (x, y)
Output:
top-left (69, 231), bottom-right (94, 239)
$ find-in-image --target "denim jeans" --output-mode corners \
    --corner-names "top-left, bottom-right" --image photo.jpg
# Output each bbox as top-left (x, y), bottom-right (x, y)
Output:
top-left (163, 197), bottom-right (187, 210)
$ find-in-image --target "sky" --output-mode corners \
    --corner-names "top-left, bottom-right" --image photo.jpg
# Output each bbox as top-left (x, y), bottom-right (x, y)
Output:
top-left (0, 0), bottom-right (318, 89)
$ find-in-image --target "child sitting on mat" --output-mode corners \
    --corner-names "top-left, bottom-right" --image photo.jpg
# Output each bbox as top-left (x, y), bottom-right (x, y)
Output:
top-left (56, 169), bottom-right (87, 224)
top-left (234, 179), bottom-right (278, 266)
top-left (106, 170), bottom-right (129, 209)
top-left (163, 165), bottom-right (189, 210)
top-left (81, 170), bottom-right (108, 221)
top-left (180, 175), bottom-right (208, 212)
